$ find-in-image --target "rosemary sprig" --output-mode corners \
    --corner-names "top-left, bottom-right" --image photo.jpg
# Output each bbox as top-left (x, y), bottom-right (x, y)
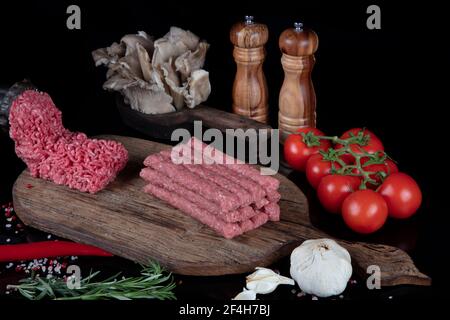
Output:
top-left (7, 261), bottom-right (176, 300)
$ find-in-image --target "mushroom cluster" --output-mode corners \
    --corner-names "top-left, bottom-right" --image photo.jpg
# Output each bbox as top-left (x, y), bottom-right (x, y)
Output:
top-left (92, 27), bottom-right (211, 114)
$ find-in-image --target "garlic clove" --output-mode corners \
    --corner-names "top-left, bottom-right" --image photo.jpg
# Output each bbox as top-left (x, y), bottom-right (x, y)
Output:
top-left (232, 288), bottom-right (256, 300)
top-left (246, 267), bottom-right (295, 294)
top-left (246, 278), bottom-right (279, 294)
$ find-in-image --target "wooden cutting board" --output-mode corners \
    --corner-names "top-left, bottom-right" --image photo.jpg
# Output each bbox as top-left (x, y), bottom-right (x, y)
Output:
top-left (12, 135), bottom-right (430, 286)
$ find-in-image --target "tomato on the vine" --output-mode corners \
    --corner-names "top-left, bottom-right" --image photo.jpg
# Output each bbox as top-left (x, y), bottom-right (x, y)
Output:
top-left (336, 128), bottom-right (384, 164)
top-left (317, 174), bottom-right (360, 214)
top-left (306, 153), bottom-right (341, 189)
top-left (385, 159), bottom-right (399, 175)
top-left (284, 128), bottom-right (331, 172)
top-left (379, 173), bottom-right (422, 219)
top-left (341, 189), bottom-right (388, 234)
top-left (353, 156), bottom-right (399, 189)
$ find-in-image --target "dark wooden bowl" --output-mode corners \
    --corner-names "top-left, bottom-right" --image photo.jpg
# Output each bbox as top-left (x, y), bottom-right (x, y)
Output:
top-left (115, 95), bottom-right (272, 141)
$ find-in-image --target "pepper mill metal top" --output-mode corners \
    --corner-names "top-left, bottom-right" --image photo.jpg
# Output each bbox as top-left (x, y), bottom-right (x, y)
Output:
top-left (230, 16), bottom-right (269, 124)
top-left (278, 22), bottom-right (319, 142)
top-left (279, 22), bottom-right (318, 56)
top-left (230, 15), bottom-right (269, 49)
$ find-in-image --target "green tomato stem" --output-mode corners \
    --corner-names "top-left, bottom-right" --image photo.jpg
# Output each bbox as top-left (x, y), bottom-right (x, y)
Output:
top-left (303, 129), bottom-right (392, 190)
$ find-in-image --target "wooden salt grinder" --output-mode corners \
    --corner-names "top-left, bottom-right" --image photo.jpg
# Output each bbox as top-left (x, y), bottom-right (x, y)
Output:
top-left (278, 22), bottom-right (319, 142)
top-left (230, 16), bottom-right (269, 124)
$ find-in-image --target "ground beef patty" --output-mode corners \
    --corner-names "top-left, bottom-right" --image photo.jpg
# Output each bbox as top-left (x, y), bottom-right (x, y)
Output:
top-left (9, 90), bottom-right (128, 193)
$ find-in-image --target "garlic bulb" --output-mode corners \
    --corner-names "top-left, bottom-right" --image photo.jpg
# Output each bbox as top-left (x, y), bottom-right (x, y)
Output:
top-left (233, 288), bottom-right (256, 300)
top-left (290, 239), bottom-right (352, 298)
top-left (246, 267), bottom-right (294, 294)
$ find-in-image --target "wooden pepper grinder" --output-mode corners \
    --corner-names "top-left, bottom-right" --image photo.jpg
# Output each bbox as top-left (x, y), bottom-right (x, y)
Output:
top-left (230, 16), bottom-right (269, 124)
top-left (278, 22), bottom-right (319, 142)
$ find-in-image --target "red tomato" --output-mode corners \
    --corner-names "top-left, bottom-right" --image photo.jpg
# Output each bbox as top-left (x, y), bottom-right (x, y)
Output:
top-left (342, 190), bottom-right (388, 234)
top-left (354, 157), bottom-right (399, 189)
top-left (317, 175), bottom-right (361, 214)
top-left (306, 154), bottom-right (341, 189)
top-left (385, 160), bottom-right (399, 175)
top-left (378, 173), bottom-right (422, 219)
top-left (284, 128), bottom-right (331, 172)
top-left (336, 128), bottom-right (384, 164)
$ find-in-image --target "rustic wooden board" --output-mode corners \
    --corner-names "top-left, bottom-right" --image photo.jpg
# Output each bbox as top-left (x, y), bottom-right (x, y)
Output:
top-left (12, 135), bottom-right (430, 286)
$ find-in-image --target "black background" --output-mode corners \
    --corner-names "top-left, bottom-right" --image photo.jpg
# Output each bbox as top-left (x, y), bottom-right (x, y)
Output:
top-left (0, 0), bottom-right (448, 299)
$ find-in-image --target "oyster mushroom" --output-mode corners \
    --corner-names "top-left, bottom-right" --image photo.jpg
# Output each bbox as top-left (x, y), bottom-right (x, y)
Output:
top-left (92, 42), bottom-right (125, 67)
top-left (152, 27), bottom-right (201, 68)
top-left (92, 48), bottom-right (111, 67)
top-left (175, 41), bottom-right (209, 82)
top-left (112, 32), bottom-right (155, 79)
top-left (92, 27), bottom-right (211, 114)
top-left (184, 69), bottom-right (211, 108)
top-left (152, 37), bottom-right (187, 68)
top-left (136, 42), bottom-right (153, 82)
top-left (102, 74), bottom-right (138, 91)
top-left (161, 59), bottom-right (185, 110)
top-left (120, 31), bottom-right (154, 56)
top-left (166, 26), bottom-right (200, 51)
top-left (123, 86), bottom-right (175, 114)
top-left (106, 42), bottom-right (125, 58)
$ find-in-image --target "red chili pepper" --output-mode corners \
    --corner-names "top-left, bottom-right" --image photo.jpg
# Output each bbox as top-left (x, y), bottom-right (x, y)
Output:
top-left (0, 241), bottom-right (113, 262)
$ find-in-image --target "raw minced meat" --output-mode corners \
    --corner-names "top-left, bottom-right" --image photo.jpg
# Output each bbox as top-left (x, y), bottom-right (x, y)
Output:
top-left (9, 90), bottom-right (128, 193)
top-left (141, 137), bottom-right (280, 238)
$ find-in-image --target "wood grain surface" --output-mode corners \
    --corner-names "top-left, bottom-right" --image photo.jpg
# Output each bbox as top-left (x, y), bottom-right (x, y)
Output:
top-left (230, 19), bottom-right (269, 124)
top-left (278, 27), bottom-right (319, 142)
top-left (116, 96), bottom-right (271, 140)
top-left (12, 135), bottom-right (430, 286)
